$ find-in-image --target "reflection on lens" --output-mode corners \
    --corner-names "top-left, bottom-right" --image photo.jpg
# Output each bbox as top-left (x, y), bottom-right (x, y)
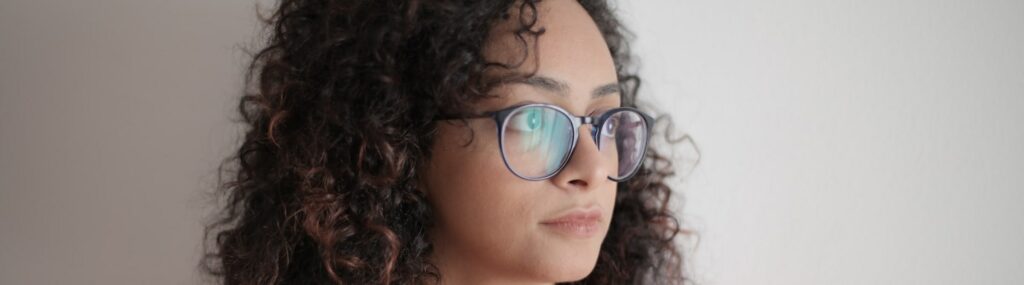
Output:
top-left (502, 106), bottom-right (574, 179)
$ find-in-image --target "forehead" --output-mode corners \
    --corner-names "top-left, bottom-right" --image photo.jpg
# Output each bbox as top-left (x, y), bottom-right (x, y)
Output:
top-left (481, 0), bottom-right (619, 102)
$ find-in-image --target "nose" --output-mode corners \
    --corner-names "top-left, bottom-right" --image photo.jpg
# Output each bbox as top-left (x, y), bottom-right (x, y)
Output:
top-left (550, 125), bottom-right (613, 190)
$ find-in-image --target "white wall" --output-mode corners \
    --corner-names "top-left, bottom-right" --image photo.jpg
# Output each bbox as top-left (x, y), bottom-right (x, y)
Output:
top-left (0, 1), bottom-right (257, 284)
top-left (617, 0), bottom-right (1024, 284)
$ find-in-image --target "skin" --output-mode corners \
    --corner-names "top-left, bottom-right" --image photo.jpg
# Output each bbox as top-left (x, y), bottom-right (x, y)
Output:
top-left (420, 0), bottom-right (622, 284)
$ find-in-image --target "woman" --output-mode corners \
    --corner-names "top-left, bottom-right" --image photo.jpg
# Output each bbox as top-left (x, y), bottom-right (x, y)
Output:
top-left (202, 0), bottom-right (688, 284)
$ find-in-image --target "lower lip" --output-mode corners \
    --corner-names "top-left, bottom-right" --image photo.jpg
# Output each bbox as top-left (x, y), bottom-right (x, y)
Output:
top-left (540, 221), bottom-right (601, 238)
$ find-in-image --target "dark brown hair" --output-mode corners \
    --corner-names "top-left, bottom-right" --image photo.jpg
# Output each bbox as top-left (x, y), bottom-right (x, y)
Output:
top-left (202, 0), bottom-right (691, 284)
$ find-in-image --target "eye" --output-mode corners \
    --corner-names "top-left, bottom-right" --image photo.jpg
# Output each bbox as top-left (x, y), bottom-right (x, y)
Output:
top-left (601, 116), bottom-right (619, 138)
top-left (509, 108), bottom-right (544, 133)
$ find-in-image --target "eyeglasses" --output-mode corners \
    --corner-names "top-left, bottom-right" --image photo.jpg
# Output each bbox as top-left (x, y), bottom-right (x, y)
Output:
top-left (438, 103), bottom-right (653, 181)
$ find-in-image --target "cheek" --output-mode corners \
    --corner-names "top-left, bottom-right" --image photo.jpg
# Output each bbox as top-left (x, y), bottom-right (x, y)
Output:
top-left (423, 123), bottom-right (540, 255)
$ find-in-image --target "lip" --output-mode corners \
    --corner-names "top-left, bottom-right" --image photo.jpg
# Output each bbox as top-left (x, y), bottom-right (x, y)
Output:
top-left (539, 207), bottom-right (603, 239)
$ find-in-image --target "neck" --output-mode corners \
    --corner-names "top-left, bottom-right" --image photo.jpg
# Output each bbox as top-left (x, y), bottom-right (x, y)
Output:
top-left (426, 240), bottom-right (552, 285)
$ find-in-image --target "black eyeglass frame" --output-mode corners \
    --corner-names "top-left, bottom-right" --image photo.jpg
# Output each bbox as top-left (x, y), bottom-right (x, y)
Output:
top-left (438, 103), bottom-right (654, 182)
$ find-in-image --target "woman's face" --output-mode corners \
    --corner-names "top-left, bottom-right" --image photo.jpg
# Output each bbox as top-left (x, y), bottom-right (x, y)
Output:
top-left (421, 0), bottom-right (621, 283)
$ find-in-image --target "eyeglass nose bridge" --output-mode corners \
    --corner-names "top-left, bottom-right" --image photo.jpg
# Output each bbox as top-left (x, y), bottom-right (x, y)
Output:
top-left (567, 115), bottom-right (603, 143)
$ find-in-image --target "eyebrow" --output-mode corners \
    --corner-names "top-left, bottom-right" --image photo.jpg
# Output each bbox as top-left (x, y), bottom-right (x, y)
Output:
top-left (515, 75), bottom-right (620, 99)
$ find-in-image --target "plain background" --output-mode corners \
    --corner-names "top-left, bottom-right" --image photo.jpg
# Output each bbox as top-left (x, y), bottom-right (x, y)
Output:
top-left (1, 0), bottom-right (1022, 284)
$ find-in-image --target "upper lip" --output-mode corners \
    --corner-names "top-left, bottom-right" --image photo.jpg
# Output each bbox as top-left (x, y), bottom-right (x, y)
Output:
top-left (540, 206), bottom-right (603, 224)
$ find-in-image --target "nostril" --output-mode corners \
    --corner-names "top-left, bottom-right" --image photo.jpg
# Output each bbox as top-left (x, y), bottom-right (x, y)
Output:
top-left (569, 179), bottom-right (588, 187)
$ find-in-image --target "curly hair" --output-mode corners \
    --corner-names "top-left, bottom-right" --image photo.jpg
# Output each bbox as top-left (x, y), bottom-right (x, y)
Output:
top-left (201, 0), bottom-right (692, 284)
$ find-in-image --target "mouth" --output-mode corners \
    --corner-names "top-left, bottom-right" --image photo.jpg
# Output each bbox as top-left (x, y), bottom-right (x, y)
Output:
top-left (539, 207), bottom-right (603, 239)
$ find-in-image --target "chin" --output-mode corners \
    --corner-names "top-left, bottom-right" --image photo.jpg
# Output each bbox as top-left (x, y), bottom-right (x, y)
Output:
top-left (528, 246), bottom-right (602, 283)
top-left (549, 262), bottom-right (599, 283)
top-left (558, 266), bottom-right (598, 283)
